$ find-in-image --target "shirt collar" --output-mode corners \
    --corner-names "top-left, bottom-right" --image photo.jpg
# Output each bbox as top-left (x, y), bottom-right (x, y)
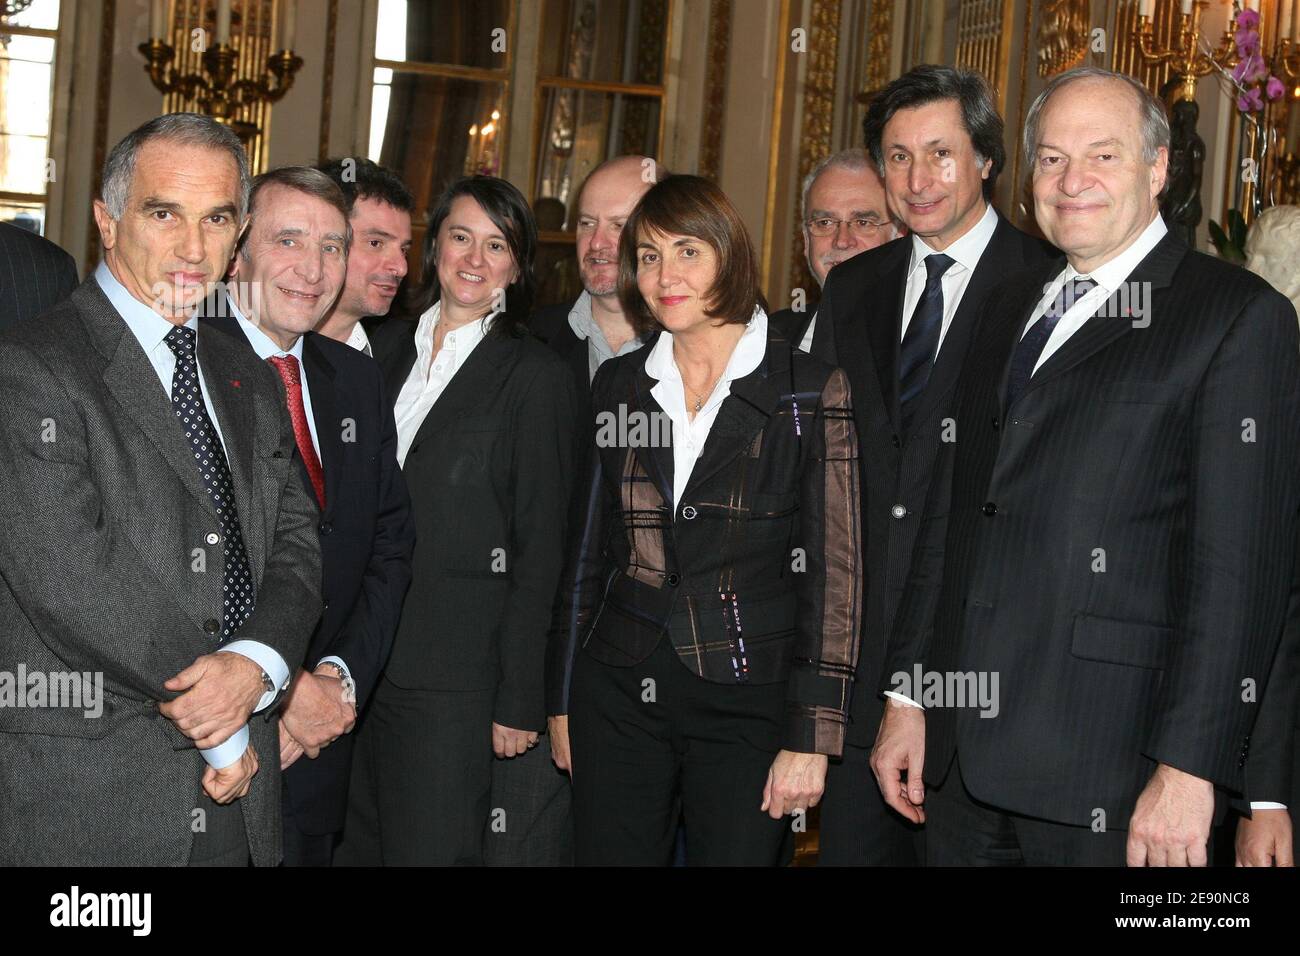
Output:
top-left (645, 306), bottom-right (768, 385)
top-left (909, 202), bottom-right (999, 277)
top-left (1063, 213), bottom-right (1168, 292)
top-left (227, 295), bottom-right (306, 364)
top-left (568, 291), bottom-right (647, 357)
top-left (414, 299), bottom-right (489, 366)
top-left (346, 322), bottom-right (371, 354)
top-left (95, 259), bottom-right (194, 352)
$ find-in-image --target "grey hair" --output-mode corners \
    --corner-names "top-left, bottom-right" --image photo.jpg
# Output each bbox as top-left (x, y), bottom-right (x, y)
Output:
top-left (240, 165), bottom-right (354, 259)
top-left (1023, 66), bottom-right (1170, 173)
top-left (800, 148), bottom-right (877, 222)
top-left (101, 113), bottom-right (250, 221)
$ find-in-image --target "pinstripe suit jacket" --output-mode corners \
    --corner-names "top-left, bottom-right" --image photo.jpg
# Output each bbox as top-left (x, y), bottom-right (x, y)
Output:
top-left (547, 327), bottom-right (863, 756)
top-left (0, 222), bottom-right (77, 327)
top-left (884, 232), bottom-right (1300, 826)
top-left (0, 278), bottom-right (322, 865)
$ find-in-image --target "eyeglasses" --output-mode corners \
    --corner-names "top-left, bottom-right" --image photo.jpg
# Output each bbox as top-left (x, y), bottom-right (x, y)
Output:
top-left (805, 217), bottom-right (892, 238)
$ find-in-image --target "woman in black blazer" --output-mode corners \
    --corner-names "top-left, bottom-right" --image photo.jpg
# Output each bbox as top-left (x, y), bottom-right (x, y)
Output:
top-left (338, 176), bottom-right (580, 866)
top-left (547, 174), bottom-right (864, 865)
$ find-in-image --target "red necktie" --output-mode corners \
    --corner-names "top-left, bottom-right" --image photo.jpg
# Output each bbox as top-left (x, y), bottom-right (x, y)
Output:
top-left (266, 354), bottom-right (326, 510)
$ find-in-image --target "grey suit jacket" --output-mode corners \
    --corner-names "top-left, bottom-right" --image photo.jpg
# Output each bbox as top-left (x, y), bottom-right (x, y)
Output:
top-left (0, 277), bottom-right (322, 866)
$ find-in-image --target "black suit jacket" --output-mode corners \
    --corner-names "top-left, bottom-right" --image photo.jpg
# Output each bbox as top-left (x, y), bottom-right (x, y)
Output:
top-left (769, 306), bottom-right (815, 347)
top-left (812, 215), bottom-right (1056, 747)
top-left (203, 313), bottom-right (415, 833)
top-left (528, 299), bottom-right (588, 396)
top-left (0, 222), bottom-right (77, 327)
top-left (885, 232), bottom-right (1300, 827)
top-left (371, 314), bottom-right (579, 732)
top-left (547, 327), bottom-right (864, 755)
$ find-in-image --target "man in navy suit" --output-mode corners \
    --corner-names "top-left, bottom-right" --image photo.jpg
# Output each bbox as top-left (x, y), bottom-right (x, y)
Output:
top-left (203, 165), bottom-right (414, 866)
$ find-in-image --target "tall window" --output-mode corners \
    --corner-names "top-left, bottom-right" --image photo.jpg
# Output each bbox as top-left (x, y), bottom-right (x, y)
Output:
top-left (0, 0), bottom-right (59, 235)
top-left (368, 0), bottom-right (514, 274)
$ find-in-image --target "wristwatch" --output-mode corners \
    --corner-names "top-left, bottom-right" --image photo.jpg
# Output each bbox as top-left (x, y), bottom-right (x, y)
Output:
top-left (260, 669), bottom-right (290, 719)
top-left (316, 661), bottom-right (357, 705)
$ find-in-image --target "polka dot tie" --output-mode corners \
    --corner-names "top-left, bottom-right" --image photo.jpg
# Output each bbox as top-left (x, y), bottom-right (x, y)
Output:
top-left (164, 326), bottom-right (255, 641)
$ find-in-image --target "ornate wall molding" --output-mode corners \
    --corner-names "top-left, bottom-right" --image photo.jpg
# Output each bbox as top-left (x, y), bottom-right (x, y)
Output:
top-left (955, 0), bottom-right (1016, 113)
top-left (85, 0), bottom-right (117, 270)
top-left (699, 0), bottom-right (731, 180)
top-left (318, 0), bottom-right (338, 161)
top-left (1037, 0), bottom-right (1090, 76)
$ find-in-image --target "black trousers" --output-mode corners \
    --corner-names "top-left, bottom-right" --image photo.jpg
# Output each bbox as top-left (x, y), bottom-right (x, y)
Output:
top-left (281, 787), bottom-right (338, 867)
top-left (925, 754), bottom-right (1130, 866)
top-left (819, 738), bottom-right (923, 865)
top-left (336, 678), bottom-right (496, 865)
top-left (569, 636), bottom-right (792, 866)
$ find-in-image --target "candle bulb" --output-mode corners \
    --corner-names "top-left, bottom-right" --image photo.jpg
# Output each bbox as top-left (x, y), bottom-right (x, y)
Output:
top-left (1283, 0), bottom-right (1294, 42)
top-left (1293, 0), bottom-right (1300, 40)
top-left (281, 0), bottom-right (297, 51)
top-left (1181, 0), bottom-right (1192, 15)
top-left (150, 0), bottom-right (165, 38)
top-left (1139, 0), bottom-right (1152, 19)
top-left (216, 0), bottom-right (232, 44)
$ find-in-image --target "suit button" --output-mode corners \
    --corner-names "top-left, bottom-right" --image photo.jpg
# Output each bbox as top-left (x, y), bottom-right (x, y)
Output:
top-left (681, 505), bottom-right (698, 520)
top-left (203, 618), bottom-right (220, 635)
top-left (319, 522), bottom-right (333, 534)
top-left (272, 450), bottom-right (285, 459)
top-left (991, 417), bottom-right (1000, 430)
top-left (890, 504), bottom-right (907, 519)
top-left (205, 532), bottom-right (220, 545)
top-left (323, 599), bottom-right (330, 611)
top-left (892, 435), bottom-right (901, 448)
top-left (665, 572), bottom-right (681, 587)
top-left (981, 502), bottom-right (998, 516)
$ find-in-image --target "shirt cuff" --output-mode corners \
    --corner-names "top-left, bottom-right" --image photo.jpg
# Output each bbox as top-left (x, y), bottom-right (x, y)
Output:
top-left (199, 724), bottom-right (249, 769)
top-left (316, 656), bottom-right (350, 679)
top-left (1250, 801), bottom-right (1288, 811)
top-left (883, 690), bottom-right (924, 709)
top-left (219, 640), bottom-right (290, 713)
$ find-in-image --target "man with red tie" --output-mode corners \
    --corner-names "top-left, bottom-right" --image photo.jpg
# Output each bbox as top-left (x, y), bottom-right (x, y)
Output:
top-left (203, 165), bottom-right (414, 865)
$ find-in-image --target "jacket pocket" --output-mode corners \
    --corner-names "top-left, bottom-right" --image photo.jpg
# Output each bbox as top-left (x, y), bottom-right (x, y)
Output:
top-left (1070, 614), bottom-right (1173, 669)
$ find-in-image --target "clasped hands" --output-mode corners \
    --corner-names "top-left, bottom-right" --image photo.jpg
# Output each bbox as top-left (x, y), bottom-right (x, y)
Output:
top-left (158, 654), bottom-right (355, 805)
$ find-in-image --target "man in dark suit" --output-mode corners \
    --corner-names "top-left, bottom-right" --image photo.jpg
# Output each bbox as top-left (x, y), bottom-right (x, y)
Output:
top-left (203, 166), bottom-right (415, 866)
top-left (872, 66), bottom-right (1300, 866)
top-left (314, 158), bottom-right (414, 355)
top-left (810, 66), bottom-right (1055, 866)
top-left (0, 114), bottom-right (322, 866)
top-left (0, 219), bottom-right (78, 326)
top-left (768, 149), bottom-right (901, 350)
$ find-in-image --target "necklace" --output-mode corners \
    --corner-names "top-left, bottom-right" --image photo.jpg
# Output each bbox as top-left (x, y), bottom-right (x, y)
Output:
top-left (686, 370), bottom-right (724, 413)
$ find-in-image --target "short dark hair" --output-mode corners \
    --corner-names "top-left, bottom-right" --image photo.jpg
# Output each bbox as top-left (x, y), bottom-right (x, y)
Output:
top-left (863, 65), bottom-right (1005, 201)
top-left (617, 174), bottom-right (766, 337)
top-left (411, 175), bottom-right (536, 338)
top-left (242, 166), bottom-right (353, 258)
top-left (316, 157), bottom-right (415, 215)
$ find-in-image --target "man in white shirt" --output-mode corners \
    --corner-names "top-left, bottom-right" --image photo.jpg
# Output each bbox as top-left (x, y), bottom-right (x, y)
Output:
top-left (768, 149), bottom-right (901, 351)
top-left (872, 66), bottom-right (1300, 867)
top-left (811, 66), bottom-right (1055, 867)
top-left (314, 158), bottom-right (415, 357)
top-left (206, 166), bottom-right (415, 866)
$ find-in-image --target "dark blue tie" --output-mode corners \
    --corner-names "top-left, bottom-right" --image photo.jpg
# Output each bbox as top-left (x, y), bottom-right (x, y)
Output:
top-left (1005, 276), bottom-right (1097, 408)
top-left (897, 253), bottom-right (954, 428)
top-left (164, 325), bottom-right (255, 641)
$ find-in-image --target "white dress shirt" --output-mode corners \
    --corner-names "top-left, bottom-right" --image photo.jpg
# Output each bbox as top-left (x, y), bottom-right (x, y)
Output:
top-left (1024, 213), bottom-right (1167, 373)
top-left (393, 301), bottom-right (490, 466)
top-left (346, 322), bottom-right (372, 357)
top-left (899, 202), bottom-right (999, 352)
top-left (95, 262), bottom-right (288, 769)
top-left (798, 310), bottom-right (818, 353)
top-left (646, 308), bottom-right (768, 510)
top-left (567, 290), bottom-right (648, 382)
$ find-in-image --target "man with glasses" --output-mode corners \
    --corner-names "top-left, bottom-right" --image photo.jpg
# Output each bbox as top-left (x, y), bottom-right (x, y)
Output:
top-left (808, 66), bottom-right (1055, 866)
top-left (770, 149), bottom-right (901, 351)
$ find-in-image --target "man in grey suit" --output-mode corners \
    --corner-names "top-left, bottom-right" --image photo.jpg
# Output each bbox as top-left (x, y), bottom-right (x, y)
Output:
top-left (0, 113), bottom-right (322, 866)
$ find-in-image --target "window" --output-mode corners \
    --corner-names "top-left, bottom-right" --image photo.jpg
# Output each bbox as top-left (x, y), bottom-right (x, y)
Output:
top-left (0, 0), bottom-right (60, 235)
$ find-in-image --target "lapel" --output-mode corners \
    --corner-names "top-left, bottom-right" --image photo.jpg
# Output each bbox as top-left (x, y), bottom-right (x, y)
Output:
top-left (301, 333), bottom-right (344, 519)
top-left (905, 216), bottom-right (1018, 437)
top-left (632, 336), bottom-right (676, 508)
top-left (831, 238), bottom-right (909, 434)
top-left (407, 328), bottom-right (516, 451)
top-left (1008, 232), bottom-right (1187, 411)
top-left (680, 330), bottom-right (783, 503)
top-left (90, 288), bottom-right (217, 519)
top-left (196, 318), bottom-right (270, 579)
top-left (993, 257), bottom-right (1066, 414)
top-left (375, 318), bottom-right (417, 408)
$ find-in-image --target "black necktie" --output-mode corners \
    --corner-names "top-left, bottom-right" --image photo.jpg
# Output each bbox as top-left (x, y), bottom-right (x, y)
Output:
top-left (164, 326), bottom-right (255, 641)
top-left (1004, 276), bottom-right (1098, 408)
top-left (897, 253), bottom-right (954, 427)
